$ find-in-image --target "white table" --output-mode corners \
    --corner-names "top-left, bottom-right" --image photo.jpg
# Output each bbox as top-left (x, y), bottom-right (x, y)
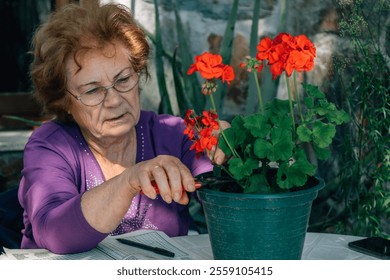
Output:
top-left (0, 231), bottom-right (378, 260)
top-left (172, 232), bottom-right (379, 260)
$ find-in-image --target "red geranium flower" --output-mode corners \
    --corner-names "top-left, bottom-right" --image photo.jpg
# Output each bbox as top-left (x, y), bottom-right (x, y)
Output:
top-left (185, 52), bottom-right (234, 157)
top-left (187, 52), bottom-right (224, 80)
top-left (254, 32), bottom-right (316, 79)
top-left (184, 109), bottom-right (220, 158)
top-left (187, 52), bottom-right (235, 84)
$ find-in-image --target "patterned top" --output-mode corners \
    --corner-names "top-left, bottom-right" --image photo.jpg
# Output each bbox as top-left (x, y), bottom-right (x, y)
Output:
top-left (18, 110), bottom-right (212, 254)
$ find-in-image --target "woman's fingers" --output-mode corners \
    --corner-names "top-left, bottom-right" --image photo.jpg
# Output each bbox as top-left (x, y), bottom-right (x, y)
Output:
top-left (208, 120), bottom-right (231, 165)
top-left (213, 148), bottom-right (226, 165)
top-left (151, 164), bottom-right (172, 203)
top-left (137, 169), bottom-right (157, 199)
top-left (135, 155), bottom-right (195, 204)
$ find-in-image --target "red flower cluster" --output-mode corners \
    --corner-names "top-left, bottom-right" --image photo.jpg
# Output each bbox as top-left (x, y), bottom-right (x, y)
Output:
top-left (187, 52), bottom-right (235, 95)
top-left (255, 32), bottom-right (316, 79)
top-left (185, 52), bottom-right (233, 157)
top-left (184, 109), bottom-right (219, 158)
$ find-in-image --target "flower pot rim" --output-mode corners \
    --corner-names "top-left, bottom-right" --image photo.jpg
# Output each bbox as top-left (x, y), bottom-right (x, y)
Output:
top-left (197, 176), bottom-right (325, 199)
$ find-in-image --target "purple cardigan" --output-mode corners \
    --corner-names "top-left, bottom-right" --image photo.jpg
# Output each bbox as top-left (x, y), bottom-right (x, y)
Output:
top-left (18, 110), bottom-right (212, 254)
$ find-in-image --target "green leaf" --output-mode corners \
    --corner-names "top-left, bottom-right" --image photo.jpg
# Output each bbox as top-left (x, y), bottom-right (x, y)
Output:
top-left (297, 124), bottom-right (312, 142)
top-left (243, 113), bottom-right (270, 138)
top-left (303, 96), bottom-right (315, 109)
top-left (230, 115), bottom-right (248, 146)
top-left (270, 127), bottom-right (294, 161)
top-left (253, 138), bottom-right (272, 159)
top-left (253, 127), bottom-right (294, 161)
top-left (276, 163), bottom-right (299, 189)
top-left (321, 99), bottom-right (336, 110)
top-left (277, 149), bottom-right (316, 189)
top-left (275, 116), bottom-right (294, 130)
top-left (218, 127), bottom-right (235, 156)
top-left (294, 149), bottom-right (317, 177)
top-left (330, 109), bottom-right (351, 125)
top-left (245, 173), bottom-right (272, 194)
top-left (267, 99), bottom-right (293, 130)
top-left (315, 100), bottom-right (334, 116)
top-left (228, 157), bottom-right (258, 181)
top-left (311, 98), bottom-right (350, 126)
top-left (313, 145), bottom-right (331, 160)
top-left (267, 99), bottom-right (291, 117)
top-left (302, 83), bottom-right (325, 99)
top-left (312, 121), bottom-right (336, 148)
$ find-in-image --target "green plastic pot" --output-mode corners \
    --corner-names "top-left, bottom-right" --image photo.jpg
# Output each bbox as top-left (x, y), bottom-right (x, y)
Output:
top-left (197, 178), bottom-right (324, 260)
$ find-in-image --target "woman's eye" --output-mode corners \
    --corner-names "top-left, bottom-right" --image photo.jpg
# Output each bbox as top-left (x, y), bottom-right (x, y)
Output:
top-left (116, 76), bottom-right (130, 84)
top-left (84, 88), bottom-right (100, 95)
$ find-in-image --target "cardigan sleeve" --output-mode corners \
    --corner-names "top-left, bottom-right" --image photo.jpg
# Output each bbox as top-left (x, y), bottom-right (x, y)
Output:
top-left (18, 127), bottom-right (106, 254)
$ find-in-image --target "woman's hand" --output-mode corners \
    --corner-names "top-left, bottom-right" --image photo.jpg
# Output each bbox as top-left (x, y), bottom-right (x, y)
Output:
top-left (208, 120), bottom-right (231, 165)
top-left (126, 155), bottom-right (196, 205)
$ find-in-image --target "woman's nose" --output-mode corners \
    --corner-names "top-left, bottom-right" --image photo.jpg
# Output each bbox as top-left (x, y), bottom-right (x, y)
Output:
top-left (102, 87), bottom-right (123, 107)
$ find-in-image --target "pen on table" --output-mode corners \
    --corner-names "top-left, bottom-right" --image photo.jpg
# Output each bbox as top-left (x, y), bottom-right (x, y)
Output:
top-left (116, 238), bottom-right (175, 258)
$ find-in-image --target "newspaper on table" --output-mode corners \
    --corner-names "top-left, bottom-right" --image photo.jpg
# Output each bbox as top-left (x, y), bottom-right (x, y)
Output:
top-left (1, 230), bottom-right (203, 260)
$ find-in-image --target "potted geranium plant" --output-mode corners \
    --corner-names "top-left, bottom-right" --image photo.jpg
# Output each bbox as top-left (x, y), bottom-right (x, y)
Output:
top-left (184, 32), bottom-right (350, 260)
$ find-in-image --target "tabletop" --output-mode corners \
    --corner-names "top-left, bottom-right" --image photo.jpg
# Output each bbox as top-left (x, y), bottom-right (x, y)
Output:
top-left (0, 231), bottom-right (380, 260)
top-left (172, 232), bottom-right (379, 260)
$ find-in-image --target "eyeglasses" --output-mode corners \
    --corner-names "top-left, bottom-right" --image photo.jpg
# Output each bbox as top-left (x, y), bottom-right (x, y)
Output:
top-left (67, 68), bottom-right (139, 106)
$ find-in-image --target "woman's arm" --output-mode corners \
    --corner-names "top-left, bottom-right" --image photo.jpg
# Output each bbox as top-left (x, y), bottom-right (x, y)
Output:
top-left (80, 155), bottom-right (196, 234)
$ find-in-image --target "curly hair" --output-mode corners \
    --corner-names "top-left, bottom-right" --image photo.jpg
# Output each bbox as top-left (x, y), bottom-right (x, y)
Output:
top-left (30, 3), bottom-right (150, 122)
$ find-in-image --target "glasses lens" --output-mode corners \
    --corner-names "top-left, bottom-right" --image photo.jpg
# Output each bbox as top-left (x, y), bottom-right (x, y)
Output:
top-left (114, 71), bottom-right (139, 93)
top-left (78, 68), bottom-right (139, 106)
top-left (80, 88), bottom-right (106, 106)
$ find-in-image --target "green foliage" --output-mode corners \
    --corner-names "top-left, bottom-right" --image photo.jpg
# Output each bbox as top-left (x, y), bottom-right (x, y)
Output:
top-left (146, 0), bottom-right (388, 234)
top-left (218, 86), bottom-right (349, 193)
top-left (322, 0), bottom-right (390, 237)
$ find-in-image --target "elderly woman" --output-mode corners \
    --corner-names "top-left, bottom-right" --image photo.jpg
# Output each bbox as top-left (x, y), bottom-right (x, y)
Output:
top-left (18, 3), bottom-right (225, 254)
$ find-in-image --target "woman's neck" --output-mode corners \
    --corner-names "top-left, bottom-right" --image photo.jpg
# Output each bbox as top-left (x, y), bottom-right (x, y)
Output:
top-left (83, 129), bottom-right (137, 179)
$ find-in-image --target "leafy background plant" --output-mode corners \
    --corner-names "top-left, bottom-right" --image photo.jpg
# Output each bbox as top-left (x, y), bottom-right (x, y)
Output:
top-left (310, 0), bottom-right (390, 238)
top-left (136, 0), bottom-right (389, 237)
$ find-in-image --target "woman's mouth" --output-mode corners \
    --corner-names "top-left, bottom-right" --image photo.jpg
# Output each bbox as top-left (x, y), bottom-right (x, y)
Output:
top-left (107, 113), bottom-right (127, 122)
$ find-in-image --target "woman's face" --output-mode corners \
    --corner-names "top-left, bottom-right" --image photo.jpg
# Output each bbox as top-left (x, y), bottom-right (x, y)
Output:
top-left (66, 41), bottom-right (140, 143)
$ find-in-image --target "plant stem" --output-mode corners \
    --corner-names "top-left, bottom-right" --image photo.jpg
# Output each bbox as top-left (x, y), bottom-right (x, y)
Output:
top-left (293, 71), bottom-right (304, 123)
top-left (253, 71), bottom-right (264, 115)
top-left (220, 164), bottom-right (235, 180)
top-left (285, 73), bottom-right (296, 136)
top-left (2, 115), bottom-right (42, 127)
top-left (209, 93), bottom-right (240, 159)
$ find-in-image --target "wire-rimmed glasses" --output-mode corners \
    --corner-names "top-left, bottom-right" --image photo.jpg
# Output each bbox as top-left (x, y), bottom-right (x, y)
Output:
top-left (67, 67), bottom-right (139, 106)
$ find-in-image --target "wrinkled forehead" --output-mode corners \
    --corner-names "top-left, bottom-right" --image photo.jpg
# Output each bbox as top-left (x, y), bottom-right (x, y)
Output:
top-left (73, 40), bottom-right (115, 69)
top-left (68, 39), bottom-right (130, 74)
top-left (65, 41), bottom-right (133, 85)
